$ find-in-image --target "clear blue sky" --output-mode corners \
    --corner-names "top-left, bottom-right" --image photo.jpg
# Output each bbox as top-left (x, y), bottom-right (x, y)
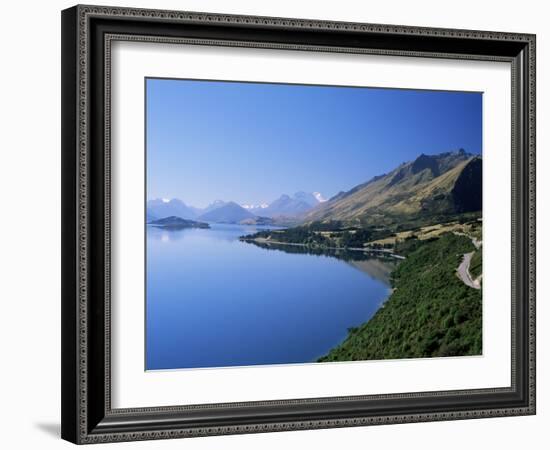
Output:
top-left (146, 78), bottom-right (482, 208)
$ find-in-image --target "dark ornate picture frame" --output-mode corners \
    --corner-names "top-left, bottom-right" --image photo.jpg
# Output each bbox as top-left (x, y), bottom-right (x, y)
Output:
top-left (61, 4), bottom-right (536, 444)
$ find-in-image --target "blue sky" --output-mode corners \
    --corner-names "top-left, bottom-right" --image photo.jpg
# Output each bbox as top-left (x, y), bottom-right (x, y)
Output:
top-left (146, 78), bottom-right (482, 208)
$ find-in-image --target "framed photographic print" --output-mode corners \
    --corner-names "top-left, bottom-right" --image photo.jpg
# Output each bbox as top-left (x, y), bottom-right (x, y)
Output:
top-left (61, 5), bottom-right (536, 444)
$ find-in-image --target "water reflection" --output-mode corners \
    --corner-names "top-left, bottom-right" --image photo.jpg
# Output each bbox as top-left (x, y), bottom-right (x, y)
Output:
top-left (244, 240), bottom-right (397, 285)
top-left (147, 223), bottom-right (285, 243)
top-left (146, 222), bottom-right (396, 370)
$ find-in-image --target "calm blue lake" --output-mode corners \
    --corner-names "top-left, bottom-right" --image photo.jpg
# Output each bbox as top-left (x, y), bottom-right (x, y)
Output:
top-left (146, 223), bottom-right (394, 370)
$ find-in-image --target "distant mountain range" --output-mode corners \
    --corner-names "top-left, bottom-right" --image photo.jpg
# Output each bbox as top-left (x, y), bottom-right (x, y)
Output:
top-left (249, 191), bottom-right (326, 218)
top-left (147, 149), bottom-right (481, 228)
top-left (304, 149), bottom-right (481, 226)
top-left (146, 191), bottom-right (326, 225)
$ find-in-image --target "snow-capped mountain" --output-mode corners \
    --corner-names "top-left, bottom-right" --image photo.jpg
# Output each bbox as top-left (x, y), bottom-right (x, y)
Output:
top-left (313, 192), bottom-right (327, 203)
top-left (241, 203), bottom-right (269, 210)
top-left (293, 191), bottom-right (325, 208)
top-left (146, 191), bottom-right (326, 223)
top-left (248, 192), bottom-right (326, 218)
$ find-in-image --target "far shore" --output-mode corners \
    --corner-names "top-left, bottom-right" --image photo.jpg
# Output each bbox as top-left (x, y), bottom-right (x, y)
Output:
top-left (239, 236), bottom-right (405, 259)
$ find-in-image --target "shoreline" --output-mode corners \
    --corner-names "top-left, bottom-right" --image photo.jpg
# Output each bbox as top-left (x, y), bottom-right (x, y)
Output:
top-left (240, 237), bottom-right (405, 259)
top-left (317, 232), bottom-right (482, 362)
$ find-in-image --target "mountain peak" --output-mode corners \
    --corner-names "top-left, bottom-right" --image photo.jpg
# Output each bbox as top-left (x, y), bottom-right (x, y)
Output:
top-left (313, 192), bottom-right (327, 203)
top-left (225, 201), bottom-right (243, 208)
top-left (305, 150), bottom-right (481, 226)
top-left (198, 201), bottom-right (254, 223)
top-left (411, 153), bottom-right (440, 176)
top-left (256, 191), bottom-right (323, 218)
top-left (292, 191), bottom-right (324, 206)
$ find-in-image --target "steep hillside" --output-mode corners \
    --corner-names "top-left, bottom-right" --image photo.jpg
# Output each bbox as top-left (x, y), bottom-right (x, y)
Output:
top-left (305, 150), bottom-right (481, 227)
top-left (319, 233), bottom-right (482, 362)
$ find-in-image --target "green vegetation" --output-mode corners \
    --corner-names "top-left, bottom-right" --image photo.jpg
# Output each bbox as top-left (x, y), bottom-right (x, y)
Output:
top-left (318, 233), bottom-right (482, 361)
top-left (238, 181), bottom-right (483, 361)
top-left (360, 210), bottom-right (481, 232)
top-left (241, 224), bottom-right (331, 247)
top-left (238, 150), bottom-right (484, 362)
top-left (470, 246), bottom-right (482, 279)
top-left (241, 213), bottom-right (481, 256)
top-left (240, 221), bottom-right (395, 249)
top-left (393, 235), bottom-right (437, 255)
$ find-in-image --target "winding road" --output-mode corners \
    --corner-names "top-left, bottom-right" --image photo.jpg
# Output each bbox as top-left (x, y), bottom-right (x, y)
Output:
top-left (453, 232), bottom-right (481, 290)
top-left (456, 252), bottom-right (480, 289)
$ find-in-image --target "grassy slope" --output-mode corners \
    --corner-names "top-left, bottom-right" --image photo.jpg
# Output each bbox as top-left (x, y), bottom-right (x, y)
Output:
top-left (318, 233), bottom-right (482, 362)
top-left (388, 159), bottom-right (470, 215)
top-left (305, 157), bottom-right (473, 225)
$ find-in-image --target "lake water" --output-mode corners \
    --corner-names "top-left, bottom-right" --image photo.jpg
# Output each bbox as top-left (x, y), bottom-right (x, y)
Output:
top-left (146, 223), bottom-right (394, 370)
